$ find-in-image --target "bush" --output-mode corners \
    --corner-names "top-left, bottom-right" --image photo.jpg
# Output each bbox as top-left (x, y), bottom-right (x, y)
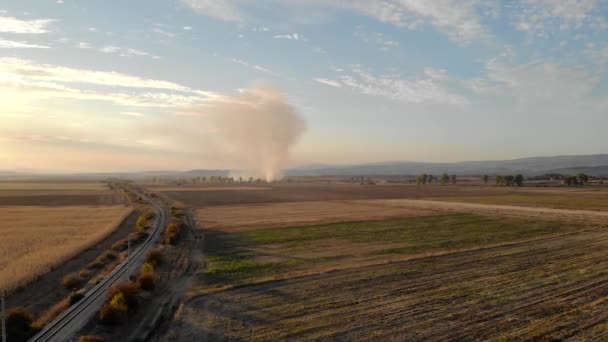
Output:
top-left (69, 291), bottom-right (85, 305)
top-left (86, 260), bottom-right (105, 270)
top-left (110, 292), bottom-right (128, 313)
top-left (111, 239), bottom-right (128, 252)
top-left (145, 248), bottom-right (163, 266)
top-left (141, 262), bottom-right (154, 277)
top-left (79, 336), bottom-right (104, 342)
top-left (79, 269), bottom-right (91, 278)
top-left (98, 250), bottom-right (117, 262)
top-left (6, 308), bottom-right (38, 342)
top-left (163, 222), bottom-right (181, 245)
top-left (106, 282), bottom-right (140, 310)
top-left (62, 273), bottom-right (82, 290)
top-left (136, 215), bottom-right (148, 231)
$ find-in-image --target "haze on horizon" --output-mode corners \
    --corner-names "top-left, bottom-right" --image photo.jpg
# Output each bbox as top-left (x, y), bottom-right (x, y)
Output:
top-left (1, 0), bottom-right (608, 173)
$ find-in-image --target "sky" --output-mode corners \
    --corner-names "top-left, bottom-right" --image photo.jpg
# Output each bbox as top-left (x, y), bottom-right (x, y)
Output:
top-left (1, 0), bottom-right (608, 172)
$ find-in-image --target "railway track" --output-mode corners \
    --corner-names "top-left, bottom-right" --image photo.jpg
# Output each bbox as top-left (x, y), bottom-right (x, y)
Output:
top-left (29, 189), bottom-right (167, 342)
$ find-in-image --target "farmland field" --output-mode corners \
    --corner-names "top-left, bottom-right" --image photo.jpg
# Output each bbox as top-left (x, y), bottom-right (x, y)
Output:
top-left (0, 205), bottom-right (132, 292)
top-left (157, 183), bottom-right (608, 341)
top-left (0, 181), bottom-right (123, 206)
top-left (158, 183), bottom-right (608, 211)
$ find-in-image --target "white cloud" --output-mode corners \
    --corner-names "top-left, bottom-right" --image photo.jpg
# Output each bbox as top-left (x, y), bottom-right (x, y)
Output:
top-left (152, 27), bottom-right (176, 38)
top-left (356, 31), bottom-right (400, 51)
top-left (0, 38), bottom-right (49, 49)
top-left (183, 26), bottom-right (192, 30)
top-left (335, 67), bottom-right (469, 105)
top-left (230, 58), bottom-right (279, 76)
top-left (0, 58), bottom-right (219, 108)
top-left (0, 16), bottom-right (54, 34)
top-left (100, 45), bottom-right (120, 53)
top-left (180, 0), bottom-right (241, 21)
top-left (0, 58), bottom-right (191, 91)
top-left (274, 33), bottom-right (300, 40)
top-left (513, 0), bottom-right (601, 35)
top-left (88, 44), bottom-right (159, 59)
top-left (313, 78), bottom-right (342, 88)
top-left (181, 0), bottom-right (489, 44)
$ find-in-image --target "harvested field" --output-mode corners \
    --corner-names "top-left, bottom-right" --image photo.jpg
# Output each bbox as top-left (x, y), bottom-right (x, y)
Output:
top-left (430, 193), bottom-right (608, 211)
top-left (161, 183), bottom-right (498, 207)
top-left (159, 207), bottom-right (608, 341)
top-left (173, 226), bottom-right (608, 341)
top-left (0, 181), bottom-right (123, 206)
top-left (162, 183), bottom-right (608, 211)
top-left (0, 206), bottom-right (132, 292)
top-left (196, 201), bottom-right (436, 231)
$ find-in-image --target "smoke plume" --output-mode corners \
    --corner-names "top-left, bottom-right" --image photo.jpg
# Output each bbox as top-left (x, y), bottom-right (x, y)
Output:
top-left (196, 85), bottom-right (306, 181)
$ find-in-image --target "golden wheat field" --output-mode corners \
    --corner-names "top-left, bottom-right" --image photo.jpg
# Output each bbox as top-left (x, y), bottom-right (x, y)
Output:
top-left (0, 206), bottom-right (132, 292)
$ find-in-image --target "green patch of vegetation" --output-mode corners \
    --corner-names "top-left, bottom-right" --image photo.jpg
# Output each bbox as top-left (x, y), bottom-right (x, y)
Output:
top-left (202, 213), bottom-right (572, 287)
top-left (242, 214), bottom-right (564, 250)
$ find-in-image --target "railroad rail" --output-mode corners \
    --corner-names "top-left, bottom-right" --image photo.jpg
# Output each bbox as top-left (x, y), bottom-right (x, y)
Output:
top-left (29, 189), bottom-right (166, 342)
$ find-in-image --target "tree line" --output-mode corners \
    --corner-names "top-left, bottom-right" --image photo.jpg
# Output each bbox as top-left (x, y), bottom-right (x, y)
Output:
top-left (416, 173), bottom-right (457, 185)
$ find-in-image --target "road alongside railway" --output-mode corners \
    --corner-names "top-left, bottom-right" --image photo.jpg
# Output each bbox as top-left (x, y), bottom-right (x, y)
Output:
top-left (29, 189), bottom-right (167, 342)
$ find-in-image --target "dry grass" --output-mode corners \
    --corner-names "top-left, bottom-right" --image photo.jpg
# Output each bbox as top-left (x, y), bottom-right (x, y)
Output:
top-left (0, 206), bottom-right (132, 292)
top-left (196, 200), bottom-right (436, 231)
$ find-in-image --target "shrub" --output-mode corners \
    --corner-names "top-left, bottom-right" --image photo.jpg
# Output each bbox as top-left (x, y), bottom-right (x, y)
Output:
top-left (106, 282), bottom-right (140, 310)
top-left (110, 292), bottom-right (128, 313)
top-left (163, 222), bottom-right (181, 245)
top-left (145, 248), bottom-right (163, 266)
top-left (7, 308), bottom-right (38, 342)
top-left (98, 250), bottom-right (117, 262)
top-left (141, 262), bottom-right (154, 277)
top-left (69, 291), bottom-right (85, 305)
top-left (79, 336), bottom-right (104, 342)
top-left (111, 239), bottom-right (128, 252)
top-left (86, 260), bottom-right (105, 270)
top-left (136, 215), bottom-right (148, 231)
top-left (62, 273), bottom-right (82, 290)
top-left (79, 269), bottom-right (91, 278)
top-left (129, 231), bottom-right (149, 245)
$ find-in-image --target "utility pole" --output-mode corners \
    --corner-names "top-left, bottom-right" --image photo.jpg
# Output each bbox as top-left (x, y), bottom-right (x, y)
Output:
top-left (2, 291), bottom-right (6, 342)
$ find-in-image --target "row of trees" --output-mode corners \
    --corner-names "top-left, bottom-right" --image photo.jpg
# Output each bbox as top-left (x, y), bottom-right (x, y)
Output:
top-left (415, 173), bottom-right (526, 186)
top-left (149, 176), bottom-right (268, 185)
top-left (416, 173), bottom-right (457, 185)
top-left (496, 174), bottom-right (525, 187)
top-left (563, 173), bottom-right (589, 186)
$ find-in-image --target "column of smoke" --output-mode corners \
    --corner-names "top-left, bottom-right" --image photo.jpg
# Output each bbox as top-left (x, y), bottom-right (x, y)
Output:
top-left (202, 85), bottom-right (306, 182)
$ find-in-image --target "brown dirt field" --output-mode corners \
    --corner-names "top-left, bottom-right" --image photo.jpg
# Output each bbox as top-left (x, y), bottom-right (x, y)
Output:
top-left (168, 227), bottom-right (608, 341)
top-left (162, 183), bottom-right (608, 211)
top-left (160, 183), bottom-right (502, 207)
top-left (362, 198), bottom-right (608, 224)
top-left (0, 206), bottom-right (132, 293)
top-left (196, 201), bottom-right (436, 231)
top-left (0, 182), bottom-right (123, 206)
top-left (150, 186), bottom-right (271, 192)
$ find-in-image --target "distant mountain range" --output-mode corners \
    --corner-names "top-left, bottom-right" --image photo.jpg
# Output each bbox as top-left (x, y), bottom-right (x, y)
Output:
top-left (4, 154), bottom-right (608, 179)
top-left (286, 154), bottom-right (608, 177)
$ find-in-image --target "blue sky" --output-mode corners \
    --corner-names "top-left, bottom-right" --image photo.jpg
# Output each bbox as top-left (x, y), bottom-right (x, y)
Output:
top-left (1, 0), bottom-right (608, 172)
